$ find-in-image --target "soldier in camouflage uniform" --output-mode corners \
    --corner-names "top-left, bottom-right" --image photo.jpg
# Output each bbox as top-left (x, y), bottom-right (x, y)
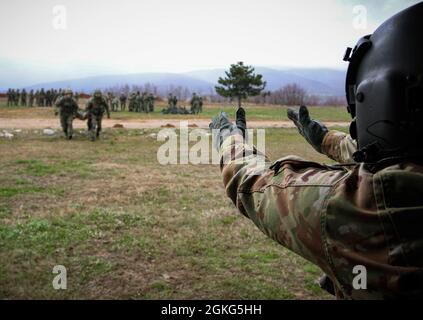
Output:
top-left (15, 89), bottom-right (20, 106)
top-left (147, 93), bottom-right (155, 112)
top-left (138, 92), bottom-right (143, 112)
top-left (162, 93), bottom-right (179, 114)
top-left (127, 92), bottom-right (135, 112)
top-left (111, 97), bottom-right (120, 112)
top-left (45, 90), bottom-right (52, 106)
top-left (211, 3), bottom-right (423, 300)
top-left (6, 89), bottom-right (12, 106)
top-left (141, 92), bottom-right (148, 113)
top-left (20, 89), bottom-right (27, 106)
top-left (119, 93), bottom-right (127, 111)
top-left (190, 93), bottom-right (201, 114)
top-left (38, 89), bottom-right (45, 107)
top-left (106, 92), bottom-right (114, 111)
top-left (86, 90), bottom-right (110, 141)
top-left (171, 94), bottom-right (178, 110)
top-left (34, 90), bottom-right (39, 106)
top-left (136, 92), bottom-right (143, 113)
top-left (10, 89), bottom-right (16, 106)
top-left (28, 90), bottom-right (34, 107)
top-left (54, 89), bottom-right (79, 140)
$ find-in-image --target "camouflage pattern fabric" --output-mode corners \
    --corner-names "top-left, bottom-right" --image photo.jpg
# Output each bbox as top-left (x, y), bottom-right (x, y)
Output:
top-left (15, 90), bottom-right (20, 106)
top-left (190, 94), bottom-right (201, 114)
top-left (321, 130), bottom-right (358, 164)
top-left (38, 89), bottom-right (45, 107)
top-left (86, 96), bottom-right (110, 141)
top-left (6, 89), bottom-right (12, 106)
top-left (147, 93), bottom-right (155, 112)
top-left (55, 96), bottom-right (79, 139)
top-left (111, 97), bottom-right (120, 112)
top-left (219, 130), bottom-right (423, 300)
top-left (20, 89), bottom-right (27, 106)
top-left (119, 94), bottom-right (127, 111)
top-left (60, 114), bottom-right (75, 139)
top-left (28, 90), bottom-right (34, 107)
top-left (128, 93), bottom-right (137, 112)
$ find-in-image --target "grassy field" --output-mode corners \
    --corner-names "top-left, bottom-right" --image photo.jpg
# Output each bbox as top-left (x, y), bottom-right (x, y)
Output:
top-left (0, 123), bottom-right (348, 300)
top-left (0, 101), bottom-right (351, 122)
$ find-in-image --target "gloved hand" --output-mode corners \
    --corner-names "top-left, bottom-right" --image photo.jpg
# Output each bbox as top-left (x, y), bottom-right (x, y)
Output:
top-left (287, 105), bottom-right (329, 153)
top-left (209, 111), bottom-right (244, 151)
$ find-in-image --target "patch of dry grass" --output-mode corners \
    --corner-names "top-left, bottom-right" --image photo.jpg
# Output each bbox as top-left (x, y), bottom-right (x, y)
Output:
top-left (0, 127), bottom-right (333, 299)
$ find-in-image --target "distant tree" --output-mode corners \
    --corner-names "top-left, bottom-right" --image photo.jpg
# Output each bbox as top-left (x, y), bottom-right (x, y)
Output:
top-left (280, 83), bottom-right (307, 106)
top-left (304, 95), bottom-right (321, 106)
top-left (264, 84), bottom-right (307, 106)
top-left (215, 62), bottom-right (266, 108)
top-left (183, 87), bottom-right (190, 100)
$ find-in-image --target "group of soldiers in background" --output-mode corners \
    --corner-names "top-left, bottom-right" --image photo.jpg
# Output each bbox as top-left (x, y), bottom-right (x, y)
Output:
top-left (6, 88), bottom-right (204, 116)
top-left (6, 88), bottom-right (80, 108)
top-left (125, 92), bottom-right (155, 113)
top-left (54, 89), bottom-right (110, 141)
top-left (161, 93), bottom-right (203, 115)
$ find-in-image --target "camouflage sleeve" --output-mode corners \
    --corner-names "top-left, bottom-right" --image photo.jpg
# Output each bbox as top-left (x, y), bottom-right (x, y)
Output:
top-left (219, 134), bottom-right (348, 269)
top-left (321, 130), bottom-right (357, 164)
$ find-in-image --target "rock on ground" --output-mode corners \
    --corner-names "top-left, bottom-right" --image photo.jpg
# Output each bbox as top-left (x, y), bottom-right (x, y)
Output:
top-left (43, 128), bottom-right (56, 135)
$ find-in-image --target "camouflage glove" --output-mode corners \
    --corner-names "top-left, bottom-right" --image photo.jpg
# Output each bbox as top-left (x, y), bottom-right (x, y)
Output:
top-left (209, 112), bottom-right (243, 151)
top-left (287, 105), bottom-right (329, 153)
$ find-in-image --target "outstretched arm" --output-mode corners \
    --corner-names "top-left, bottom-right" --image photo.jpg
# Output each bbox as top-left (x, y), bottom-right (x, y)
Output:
top-left (211, 111), bottom-right (345, 269)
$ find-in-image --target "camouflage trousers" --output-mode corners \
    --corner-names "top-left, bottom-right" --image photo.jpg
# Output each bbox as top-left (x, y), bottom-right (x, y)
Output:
top-left (191, 102), bottom-right (200, 114)
top-left (60, 114), bottom-right (74, 139)
top-left (87, 114), bottom-right (103, 141)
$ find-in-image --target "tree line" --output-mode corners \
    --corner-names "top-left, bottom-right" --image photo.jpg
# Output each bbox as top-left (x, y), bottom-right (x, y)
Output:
top-left (2, 62), bottom-right (345, 107)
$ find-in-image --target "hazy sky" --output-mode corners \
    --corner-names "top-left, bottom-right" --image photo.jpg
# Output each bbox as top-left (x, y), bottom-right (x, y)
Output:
top-left (0, 0), bottom-right (420, 86)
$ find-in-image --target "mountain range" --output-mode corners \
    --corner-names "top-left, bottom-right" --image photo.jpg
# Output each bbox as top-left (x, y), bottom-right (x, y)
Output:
top-left (11, 67), bottom-right (347, 97)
